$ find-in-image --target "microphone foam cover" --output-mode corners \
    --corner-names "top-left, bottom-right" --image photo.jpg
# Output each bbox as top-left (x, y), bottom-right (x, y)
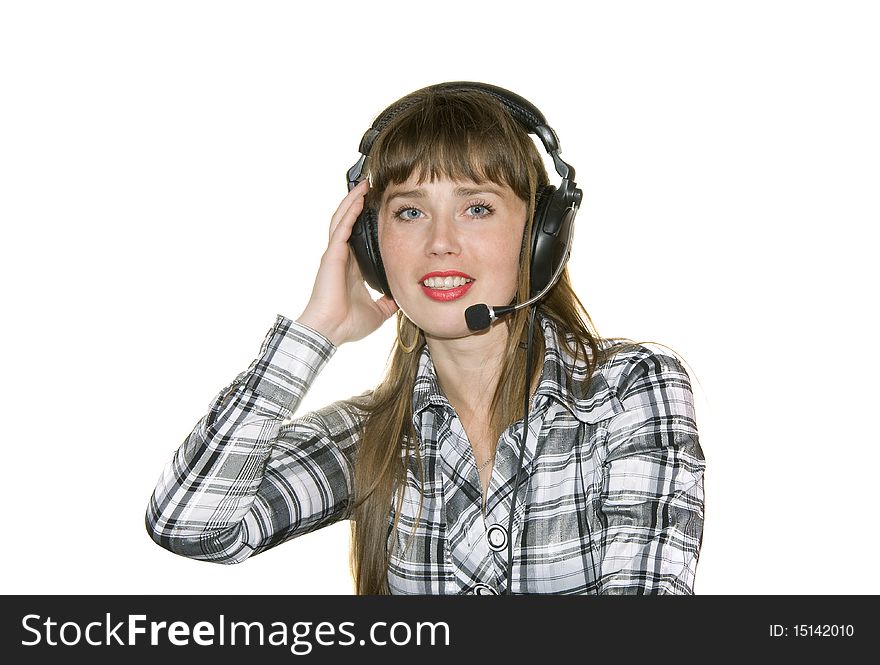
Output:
top-left (465, 304), bottom-right (491, 332)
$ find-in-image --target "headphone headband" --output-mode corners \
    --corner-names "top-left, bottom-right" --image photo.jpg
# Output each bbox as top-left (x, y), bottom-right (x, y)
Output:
top-left (372, 82), bottom-right (549, 144)
top-left (349, 81), bottom-right (575, 184)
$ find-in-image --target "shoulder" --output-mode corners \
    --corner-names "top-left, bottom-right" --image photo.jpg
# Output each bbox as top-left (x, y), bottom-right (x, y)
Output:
top-left (549, 324), bottom-right (695, 426)
top-left (596, 341), bottom-right (694, 412)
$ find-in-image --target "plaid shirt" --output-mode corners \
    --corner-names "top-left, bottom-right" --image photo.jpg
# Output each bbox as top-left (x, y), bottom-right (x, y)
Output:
top-left (146, 313), bottom-right (705, 594)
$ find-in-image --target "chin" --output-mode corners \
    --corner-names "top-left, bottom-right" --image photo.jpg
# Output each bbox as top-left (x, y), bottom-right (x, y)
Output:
top-left (416, 313), bottom-right (472, 340)
top-left (399, 301), bottom-right (475, 340)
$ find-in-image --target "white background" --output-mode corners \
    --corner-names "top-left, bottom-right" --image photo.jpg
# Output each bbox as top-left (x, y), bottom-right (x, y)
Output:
top-left (2, 0), bottom-right (877, 595)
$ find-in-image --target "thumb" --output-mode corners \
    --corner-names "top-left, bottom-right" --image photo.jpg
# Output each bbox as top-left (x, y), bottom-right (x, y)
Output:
top-left (374, 295), bottom-right (399, 321)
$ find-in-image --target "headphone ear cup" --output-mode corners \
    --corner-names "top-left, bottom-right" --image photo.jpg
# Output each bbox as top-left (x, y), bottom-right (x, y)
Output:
top-left (348, 207), bottom-right (392, 296)
top-left (529, 185), bottom-right (558, 297)
top-left (531, 183), bottom-right (577, 298)
top-left (366, 208), bottom-right (392, 295)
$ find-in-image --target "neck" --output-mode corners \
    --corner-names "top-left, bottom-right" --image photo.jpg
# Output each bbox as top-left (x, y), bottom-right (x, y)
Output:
top-left (424, 322), bottom-right (511, 417)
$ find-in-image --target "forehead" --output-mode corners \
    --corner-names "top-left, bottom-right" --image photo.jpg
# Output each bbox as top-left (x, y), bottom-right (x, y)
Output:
top-left (382, 176), bottom-right (516, 206)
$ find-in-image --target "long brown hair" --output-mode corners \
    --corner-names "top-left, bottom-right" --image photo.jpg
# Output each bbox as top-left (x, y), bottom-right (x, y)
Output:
top-left (345, 88), bottom-right (644, 593)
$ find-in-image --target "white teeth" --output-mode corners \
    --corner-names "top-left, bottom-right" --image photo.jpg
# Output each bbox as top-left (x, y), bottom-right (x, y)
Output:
top-left (422, 276), bottom-right (473, 289)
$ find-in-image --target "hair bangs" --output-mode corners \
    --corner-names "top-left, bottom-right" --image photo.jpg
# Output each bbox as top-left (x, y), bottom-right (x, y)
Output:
top-left (365, 90), bottom-right (543, 209)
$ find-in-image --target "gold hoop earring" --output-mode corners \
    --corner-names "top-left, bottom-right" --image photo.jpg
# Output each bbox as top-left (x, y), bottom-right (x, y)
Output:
top-left (396, 312), bottom-right (420, 354)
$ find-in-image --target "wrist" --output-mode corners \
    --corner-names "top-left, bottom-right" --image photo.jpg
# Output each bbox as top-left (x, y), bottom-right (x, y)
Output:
top-left (295, 311), bottom-right (343, 347)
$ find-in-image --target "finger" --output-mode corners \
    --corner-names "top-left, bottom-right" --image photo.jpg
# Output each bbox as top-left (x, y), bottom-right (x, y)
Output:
top-left (329, 179), bottom-right (370, 235)
top-left (329, 182), bottom-right (369, 242)
top-left (330, 178), bottom-right (368, 221)
top-left (344, 244), bottom-right (367, 284)
top-left (329, 186), bottom-right (369, 244)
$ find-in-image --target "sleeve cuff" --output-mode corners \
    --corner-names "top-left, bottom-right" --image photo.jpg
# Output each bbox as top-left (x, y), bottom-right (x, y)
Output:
top-left (243, 314), bottom-right (337, 412)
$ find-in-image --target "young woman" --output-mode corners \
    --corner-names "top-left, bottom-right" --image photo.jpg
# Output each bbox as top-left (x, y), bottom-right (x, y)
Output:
top-left (145, 82), bottom-right (706, 595)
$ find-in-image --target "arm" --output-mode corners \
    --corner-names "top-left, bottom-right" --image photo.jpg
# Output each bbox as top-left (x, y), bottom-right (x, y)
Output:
top-left (145, 315), bottom-right (366, 564)
top-left (595, 349), bottom-right (706, 594)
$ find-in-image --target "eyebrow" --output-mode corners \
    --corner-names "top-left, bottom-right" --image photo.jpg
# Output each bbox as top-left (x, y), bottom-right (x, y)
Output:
top-left (384, 185), bottom-right (507, 204)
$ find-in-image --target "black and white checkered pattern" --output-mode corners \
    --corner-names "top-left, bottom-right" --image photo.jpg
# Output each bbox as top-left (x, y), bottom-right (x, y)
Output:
top-left (146, 313), bottom-right (705, 594)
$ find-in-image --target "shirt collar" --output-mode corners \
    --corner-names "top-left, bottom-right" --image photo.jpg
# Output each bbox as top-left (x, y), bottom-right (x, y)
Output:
top-left (411, 312), bottom-right (623, 425)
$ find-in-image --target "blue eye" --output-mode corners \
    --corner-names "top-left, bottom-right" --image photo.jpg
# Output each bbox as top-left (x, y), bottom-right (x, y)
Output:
top-left (392, 207), bottom-right (423, 221)
top-left (467, 202), bottom-right (495, 218)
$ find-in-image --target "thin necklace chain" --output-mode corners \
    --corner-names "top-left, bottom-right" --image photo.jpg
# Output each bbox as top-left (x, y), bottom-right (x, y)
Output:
top-left (476, 455), bottom-right (495, 472)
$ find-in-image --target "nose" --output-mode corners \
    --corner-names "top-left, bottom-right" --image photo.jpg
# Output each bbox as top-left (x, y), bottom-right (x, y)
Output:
top-left (425, 214), bottom-right (461, 257)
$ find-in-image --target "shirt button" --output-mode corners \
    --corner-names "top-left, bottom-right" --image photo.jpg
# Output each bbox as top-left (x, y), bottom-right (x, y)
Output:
top-left (472, 583), bottom-right (498, 595)
top-left (487, 524), bottom-right (508, 552)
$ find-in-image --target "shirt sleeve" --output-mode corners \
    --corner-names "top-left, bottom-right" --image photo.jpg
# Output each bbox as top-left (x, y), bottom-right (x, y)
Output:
top-left (145, 314), bottom-right (366, 564)
top-left (595, 348), bottom-right (706, 594)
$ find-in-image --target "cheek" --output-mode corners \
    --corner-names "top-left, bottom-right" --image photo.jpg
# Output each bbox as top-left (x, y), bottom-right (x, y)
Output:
top-left (497, 228), bottom-right (526, 286)
top-left (467, 234), bottom-right (522, 304)
top-left (377, 228), bottom-right (411, 284)
top-left (501, 253), bottom-right (522, 295)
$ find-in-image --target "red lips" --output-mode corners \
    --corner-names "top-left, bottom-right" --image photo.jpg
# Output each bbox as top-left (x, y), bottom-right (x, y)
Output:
top-left (419, 270), bottom-right (476, 302)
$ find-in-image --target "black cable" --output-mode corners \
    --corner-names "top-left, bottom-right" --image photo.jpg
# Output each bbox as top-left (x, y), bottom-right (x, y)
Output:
top-left (505, 304), bottom-right (539, 594)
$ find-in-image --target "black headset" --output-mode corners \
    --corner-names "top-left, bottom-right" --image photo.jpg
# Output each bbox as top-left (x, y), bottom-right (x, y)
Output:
top-left (345, 81), bottom-right (583, 301)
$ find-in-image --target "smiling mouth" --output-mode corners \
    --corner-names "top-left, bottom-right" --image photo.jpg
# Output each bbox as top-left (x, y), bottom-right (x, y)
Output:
top-left (420, 279), bottom-right (475, 302)
top-left (420, 275), bottom-right (474, 290)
